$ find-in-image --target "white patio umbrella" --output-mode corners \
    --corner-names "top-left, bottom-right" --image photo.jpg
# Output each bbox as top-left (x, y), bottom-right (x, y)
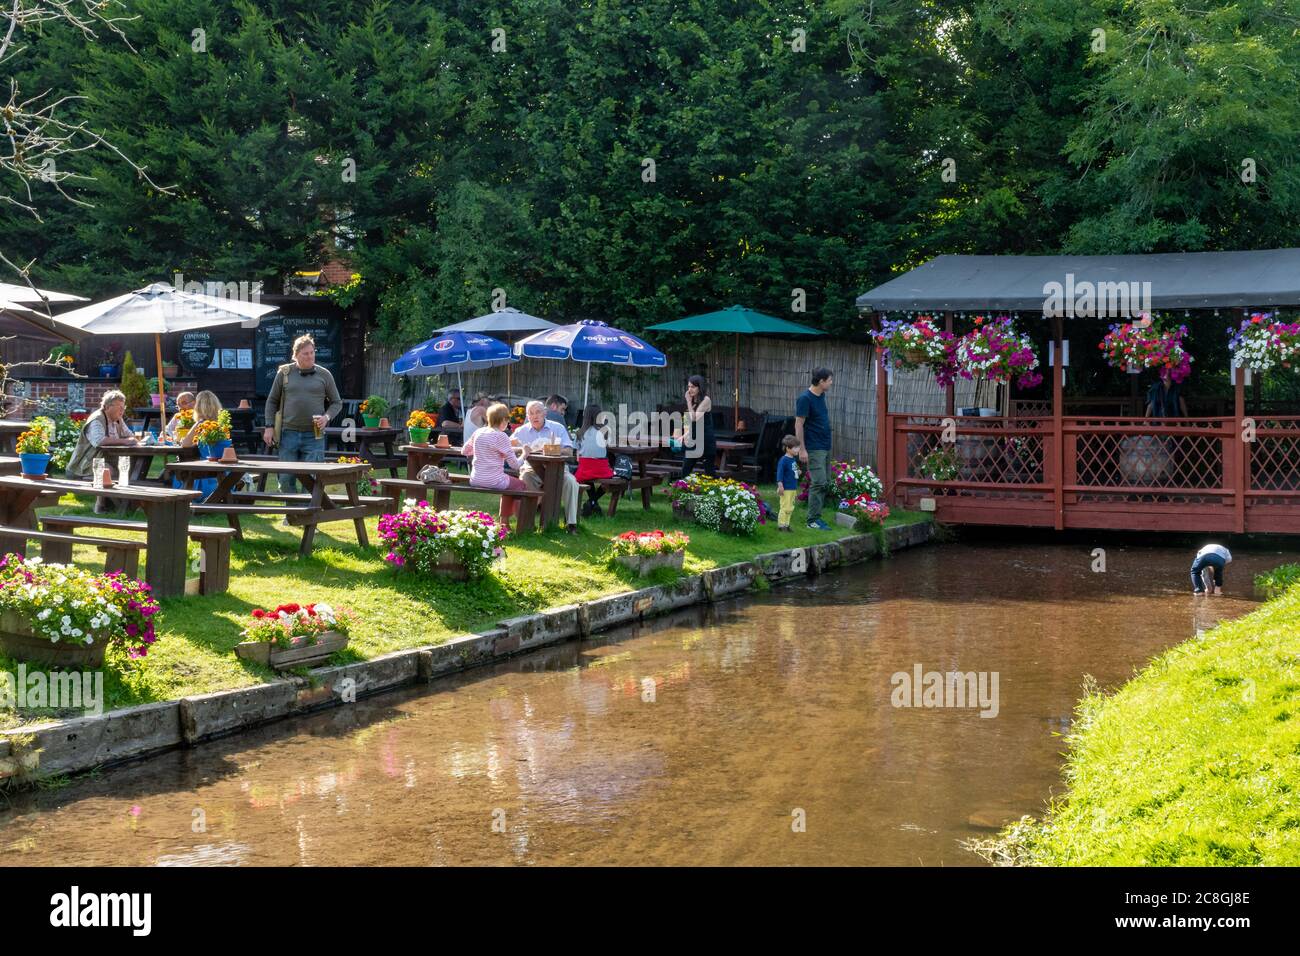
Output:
top-left (55, 282), bottom-right (278, 407)
top-left (436, 308), bottom-right (556, 395)
top-left (0, 281), bottom-right (90, 343)
top-left (0, 281), bottom-right (88, 305)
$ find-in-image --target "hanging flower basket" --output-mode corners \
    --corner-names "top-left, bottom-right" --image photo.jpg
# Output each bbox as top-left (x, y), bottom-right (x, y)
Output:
top-left (1228, 313), bottom-right (1300, 373)
top-left (1100, 320), bottom-right (1193, 382)
top-left (941, 316), bottom-right (1041, 390)
top-left (872, 316), bottom-right (954, 374)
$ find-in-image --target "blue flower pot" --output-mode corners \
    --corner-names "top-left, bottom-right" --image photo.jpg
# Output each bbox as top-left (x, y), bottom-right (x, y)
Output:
top-left (203, 439), bottom-right (232, 461)
top-left (19, 453), bottom-right (51, 478)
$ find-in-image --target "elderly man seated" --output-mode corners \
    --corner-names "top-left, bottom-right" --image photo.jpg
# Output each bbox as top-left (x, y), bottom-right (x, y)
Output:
top-left (513, 399), bottom-right (579, 533)
top-left (65, 389), bottom-right (141, 513)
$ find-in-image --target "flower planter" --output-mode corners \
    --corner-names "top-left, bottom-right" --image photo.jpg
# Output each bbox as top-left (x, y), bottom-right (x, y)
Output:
top-left (0, 610), bottom-right (108, 667)
top-left (408, 427), bottom-right (431, 445)
top-left (19, 452), bottom-right (51, 478)
top-left (162, 363), bottom-right (179, 378)
top-left (834, 510), bottom-right (857, 529)
top-left (234, 630), bottom-right (349, 670)
top-left (671, 499), bottom-right (695, 521)
top-left (150, 395), bottom-right (162, 407)
top-left (199, 439), bottom-right (232, 461)
top-left (362, 414), bottom-right (381, 428)
top-left (98, 364), bottom-right (119, 378)
top-left (615, 550), bottom-right (685, 576)
top-left (430, 552), bottom-right (470, 580)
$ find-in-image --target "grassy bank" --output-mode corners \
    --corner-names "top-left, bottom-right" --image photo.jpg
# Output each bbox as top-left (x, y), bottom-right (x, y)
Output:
top-left (977, 572), bottom-right (1300, 866)
top-left (1, 488), bottom-right (926, 727)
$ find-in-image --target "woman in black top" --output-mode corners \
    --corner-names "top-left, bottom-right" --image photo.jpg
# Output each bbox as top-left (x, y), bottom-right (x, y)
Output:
top-left (1145, 370), bottom-right (1189, 418)
top-left (679, 375), bottom-right (717, 478)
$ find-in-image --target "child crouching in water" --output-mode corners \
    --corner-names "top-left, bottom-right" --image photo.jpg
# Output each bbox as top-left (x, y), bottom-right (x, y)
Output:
top-left (1191, 543), bottom-right (1232, 594)
top-left (775, 435), bottom-right (801, 532)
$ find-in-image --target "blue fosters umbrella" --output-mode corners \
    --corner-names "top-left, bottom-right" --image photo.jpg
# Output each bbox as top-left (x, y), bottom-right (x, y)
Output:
top-left (390, 330), bottom-right (519, 404)
top-left (514, 320), bottom-right (666, 408)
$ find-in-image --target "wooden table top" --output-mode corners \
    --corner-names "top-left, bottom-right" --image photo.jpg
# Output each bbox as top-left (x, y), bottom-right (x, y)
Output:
top-left (0, 474), bottom-right (201, 502)
top-left (167, 459), bottom-right (371, 476)
top-left (401, 443), bottom-right (462, 454)
top-left (324, 426), bottom-right (401, 438)
top-left (120, 443), bottom-right (185, 457)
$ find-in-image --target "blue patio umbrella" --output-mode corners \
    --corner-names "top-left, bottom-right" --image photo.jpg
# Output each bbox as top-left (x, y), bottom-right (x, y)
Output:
top-left (514, 320), bottom-right (666, 407)
top-left (390, 330), bottom-right (519, 405)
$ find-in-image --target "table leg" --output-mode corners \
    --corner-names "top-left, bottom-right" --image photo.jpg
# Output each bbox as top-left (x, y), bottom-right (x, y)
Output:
top-left (297, 474), bottom-right (323, 557)
top-left (208, 470), bottom-right (247, 540)
top-left (406, 448), bottom-right (426, 480)
top-left (0, 488), bottom-right (42, 558)
top-left (343, 480), bottom-right (370, 547)
top-left (384, 440), bottom-right (399, 479)
top-left (639, 458), bottom-right (652, 510)
top-left (142, 499), bottom-right (189, 597)
top-left (539, 461), bottom-right (563, 529)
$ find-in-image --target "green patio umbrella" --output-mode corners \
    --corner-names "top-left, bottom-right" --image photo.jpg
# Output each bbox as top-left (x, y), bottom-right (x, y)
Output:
top-left (647, 305), bottom-right (825, 427)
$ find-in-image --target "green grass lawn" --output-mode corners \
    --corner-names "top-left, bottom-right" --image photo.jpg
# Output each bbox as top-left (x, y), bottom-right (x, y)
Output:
top-left (1, 480), bottom-right (925, 726)
top-left (976, 574), bottom-right (1300, 866)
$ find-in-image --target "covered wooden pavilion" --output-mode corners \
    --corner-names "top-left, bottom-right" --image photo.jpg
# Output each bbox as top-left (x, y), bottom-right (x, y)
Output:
top-left (857, 249), bottom-right (1300, 534)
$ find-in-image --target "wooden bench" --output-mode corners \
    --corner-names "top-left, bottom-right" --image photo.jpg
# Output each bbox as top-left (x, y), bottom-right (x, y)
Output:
top-left (577, 474), bottom-right (663, 517)
top-left (0, 524), bottom-right (148, 577)
top-left (37, 515), bottom-right (237, 595)
top-left (378, 477), bottom-right (543, 533)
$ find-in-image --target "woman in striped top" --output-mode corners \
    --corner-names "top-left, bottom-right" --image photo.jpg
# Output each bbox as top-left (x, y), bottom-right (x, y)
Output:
top-left (469, 402), bottom-right (528, 527)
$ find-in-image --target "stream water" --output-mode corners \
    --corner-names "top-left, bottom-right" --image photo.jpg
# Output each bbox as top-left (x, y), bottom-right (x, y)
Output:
top-left (0, 540), bottom-right (1278, 865)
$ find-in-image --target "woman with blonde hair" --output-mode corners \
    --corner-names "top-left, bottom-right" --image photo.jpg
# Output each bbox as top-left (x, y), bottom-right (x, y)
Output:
top-left (469, 402), bottom-right (528, 529)
top-left (175, 390), bottom-right (223, 499)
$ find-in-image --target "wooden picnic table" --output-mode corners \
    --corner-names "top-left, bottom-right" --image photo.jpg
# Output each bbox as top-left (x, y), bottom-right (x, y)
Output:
top-left (521, 450), bottom-right (573, 529)
top-left (116, 442), bottom-right (193, 483)
top-left (606, 442), bottom-right (671, 510)
top-left (401, 442), bottom-right (463, 480)
top-left (0, 474), bottom-right (200, 596)
top-left (0, 421), bottom-right (30, 453)
top-left (715, 439), bottom-right (754, 475)
top-left (0, 455), bottom-right (20, 476)
top-left (324, 426), bottom-right (403, 478)
top-left (164, 458), bottom-right (391, 557)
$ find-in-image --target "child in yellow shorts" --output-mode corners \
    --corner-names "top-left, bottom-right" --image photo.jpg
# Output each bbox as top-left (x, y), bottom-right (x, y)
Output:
top-left (775, 435), bottom-right (801, 531)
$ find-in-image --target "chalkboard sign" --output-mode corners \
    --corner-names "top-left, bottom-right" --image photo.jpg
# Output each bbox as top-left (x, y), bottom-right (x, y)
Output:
top-left (254, 314), bottom-right (341, 395)
top-left (179, 330), bottom-right (215, 373)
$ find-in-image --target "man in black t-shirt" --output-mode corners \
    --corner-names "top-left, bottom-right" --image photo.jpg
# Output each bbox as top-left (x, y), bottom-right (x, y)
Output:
top-left (437, 388), bottom-right (463, 424)
top-left (795, 367), bottom-right (834, 530)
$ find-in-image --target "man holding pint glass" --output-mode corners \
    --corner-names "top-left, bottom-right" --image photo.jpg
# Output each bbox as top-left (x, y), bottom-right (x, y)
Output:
top-left (263, 334), bottom-right (343, 493)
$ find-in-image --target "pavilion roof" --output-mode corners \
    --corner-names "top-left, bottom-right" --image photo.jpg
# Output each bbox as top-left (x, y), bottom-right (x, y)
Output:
top-left (856, 248), bottom-right (1300, 313)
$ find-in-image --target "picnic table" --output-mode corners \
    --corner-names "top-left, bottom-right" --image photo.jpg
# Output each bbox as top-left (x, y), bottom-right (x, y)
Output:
top-left (116, 443), bottom-right (193, 483)
top-left (715, 439), bottom-right (754, 475)
top-left (521, 450), bottom-right (573, 529)
top-left (0, 421), bottom-right (30, 453)
top-left (324, 426), bottom-right (403, 478)
top-left (165, 458), bottom-right (392, 557)
top-left (401, 442), bottom-right (463, 480)
top-left (0, 455), bottom-right (20, 476)
top-left (0, 475), bottom-right (200, 596)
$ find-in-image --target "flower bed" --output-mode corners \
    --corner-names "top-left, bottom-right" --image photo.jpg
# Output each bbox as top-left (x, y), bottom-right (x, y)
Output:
top-left (941, 315), bottom-right (1041, 389)
top-left (234, 601), bottom-right (355, 670)
top-left (378, 501), bottom-right (507, 579)
top-left (1228, 313), bottom-right (1300, 373)
top-left (797, 459), bottom-right (884, 505)
top-left (667, 474), bottom-right (763, 535)
top-left (0, 554), bottom-right (160, 666)
top-left (609, 530), bottom-right (689, 575)
top-left (1100, 319), bottom-right (1192, 381)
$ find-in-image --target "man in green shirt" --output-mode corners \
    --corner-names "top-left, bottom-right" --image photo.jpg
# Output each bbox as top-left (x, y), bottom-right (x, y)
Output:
top-left (263, 335), bottom-right (343, 493)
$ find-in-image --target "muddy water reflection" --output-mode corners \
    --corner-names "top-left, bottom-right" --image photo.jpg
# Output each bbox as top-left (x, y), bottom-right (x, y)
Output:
top-left (0, 542), bottom-right (1277, 865)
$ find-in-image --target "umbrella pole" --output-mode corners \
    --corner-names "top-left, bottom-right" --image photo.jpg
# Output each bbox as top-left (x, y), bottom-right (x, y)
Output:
top-left (733, 333), bottom-right (740, 428)
top-left (583, 362), bottom-right (590, 410)
top-left (155, 333), bottom-right (166, 415)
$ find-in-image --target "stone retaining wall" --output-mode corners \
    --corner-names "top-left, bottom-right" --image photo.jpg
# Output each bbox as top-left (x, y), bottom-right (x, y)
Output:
top-left (0, 520), bottom-right (934, 784)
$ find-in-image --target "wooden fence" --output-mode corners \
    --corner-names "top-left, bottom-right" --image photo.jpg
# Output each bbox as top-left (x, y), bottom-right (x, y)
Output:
top-left (363, 335), bottom-right (984, 468)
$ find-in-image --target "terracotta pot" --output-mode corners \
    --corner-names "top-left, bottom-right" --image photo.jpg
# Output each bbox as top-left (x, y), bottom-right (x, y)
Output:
top-left (220, 446), bottom-right (238, 463)
top-left (436, 434), bottom-right (451, 448)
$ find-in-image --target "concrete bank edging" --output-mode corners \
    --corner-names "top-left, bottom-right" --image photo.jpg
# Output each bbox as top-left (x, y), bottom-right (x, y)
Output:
top-left (1, 520), bottom-right (934, 782)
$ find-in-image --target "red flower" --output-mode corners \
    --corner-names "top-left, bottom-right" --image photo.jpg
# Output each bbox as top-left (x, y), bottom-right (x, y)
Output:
top-left (251, 609), bottom-right (266, 619)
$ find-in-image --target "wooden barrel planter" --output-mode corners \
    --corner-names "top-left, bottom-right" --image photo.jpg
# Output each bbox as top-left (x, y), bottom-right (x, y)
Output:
top-left (235, 630), bottom-right (349, 671)
top-left (1118, 435), bottom-right (1172, 485)
top-left (0, 611), bottom-right (108, 667)
top-left (615, 551), bottom-right (685, 576)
